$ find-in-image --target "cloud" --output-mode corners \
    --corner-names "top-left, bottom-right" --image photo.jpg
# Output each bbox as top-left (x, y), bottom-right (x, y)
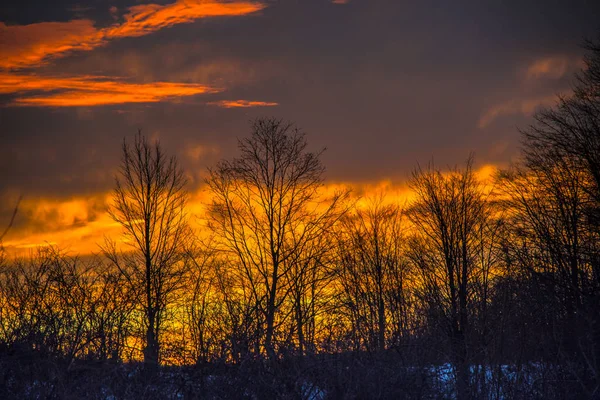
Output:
top-left (1, 163), bottom-right (499, 256)
top-left (0, 73), bottom-right (221, 106)
top-left (0, 192), bottom-right (116, 256)
top-left (0, 1), bottom-right (267, 69)
top-left (207, 99), bottom-right (278, 108)
top-left (1, 189), bottom-right (211, 256)
top-left (526, 56), bottom-right (569, 80)
top-left (525, 55), bottom-right (584, 80)
top-left (186, 144), bottom-right (220, 161)
top-left (105, 1), bottom-right (266, 39)
top-left (478, 95), bottom-right (558, 128)
top-left (109, 6), bottom-right (119, 21)
top-left (0, 20), bottom-right (104, 70)
top-left (477, 54), bottom-right (583, 128)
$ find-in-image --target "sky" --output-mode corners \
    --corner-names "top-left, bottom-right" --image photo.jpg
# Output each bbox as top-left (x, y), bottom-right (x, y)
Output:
top-left (1, 0), bottom-right (599, 255)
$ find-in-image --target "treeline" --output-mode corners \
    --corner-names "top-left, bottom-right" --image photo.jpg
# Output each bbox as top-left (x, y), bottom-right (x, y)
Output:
top-left (1, 41), bottom-right (600, 399)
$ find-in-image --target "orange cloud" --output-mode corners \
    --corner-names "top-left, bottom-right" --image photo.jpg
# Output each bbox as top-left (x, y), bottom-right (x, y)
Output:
top-left (106, 1), bottom-right (266, 39)
top-left (478, 95), bottom-right (558, 128)
top-left (1, 193), bottom-right (117, 256)
top-left (0, 73), bottom-right (221, 106)
top-left (208, 99), bottom-right (278, 108)
top-left (0, 20), bottom-right (103, 70)
top-left (1, 189), bottom-right (213, 257)
top-left (0, 1), bottom-right (266, 69)
top-left (1, 164), bottom-right (498, 258)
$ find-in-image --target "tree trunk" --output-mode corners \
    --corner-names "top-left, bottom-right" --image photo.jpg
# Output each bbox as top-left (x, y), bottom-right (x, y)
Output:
top-left (377, 293), bottom-right (385, 352)
top-left (296, 292), bottom-right (305, 354)
top-left (454, 329), bottom-right (469, 400)
top-left (145, 309), bottom-right (159, 366)
top-left (265, 283), bottom-right (277, 359)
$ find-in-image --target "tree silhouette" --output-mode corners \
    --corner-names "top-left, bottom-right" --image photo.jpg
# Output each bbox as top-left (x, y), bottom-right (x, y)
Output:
top-left (407, 156), bottom-right (498, 400)
top-left (336, 195), bottom-right (408, 352)
top-left (104, 132), bottom-right (190, 367)
top-left (206, 118), bottom-right (347, 359)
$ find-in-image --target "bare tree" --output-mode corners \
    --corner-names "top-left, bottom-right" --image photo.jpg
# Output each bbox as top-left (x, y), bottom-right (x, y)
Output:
top-left (104, 131), bottom-right (190, 366)
top-left (488, 38), bottom-right (600, 396)
top-left (336, 195), bottom-right (409, 352)
top-left (285, 225), bottom-right (338, 354)
top-left (407, 156), bottom-right (498, 400)
top-left (497, 57), bottom-right (600, 393)
top-left (206, 118), bottom-right (348, 359)
top-left (0, 247), bottom-right (131, 365)
top-left (523, 38), bottom-right (600, 207)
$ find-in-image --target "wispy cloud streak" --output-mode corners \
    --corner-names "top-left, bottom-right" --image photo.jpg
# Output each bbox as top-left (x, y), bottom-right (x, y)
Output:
top-left (0, 73), bottom-right (221, 106)
top-left (525, 55), bottom-right (583, 80)
top-left (478, 95), bottom-right (558, 128)
top-left (208, 99), bottom-right (278, 108)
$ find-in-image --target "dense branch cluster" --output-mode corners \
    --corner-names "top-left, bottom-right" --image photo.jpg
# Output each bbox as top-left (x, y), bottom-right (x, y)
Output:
top-left (2, 39), bottom-right (600, 400)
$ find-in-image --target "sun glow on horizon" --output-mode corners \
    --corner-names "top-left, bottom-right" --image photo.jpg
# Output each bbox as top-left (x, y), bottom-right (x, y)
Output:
top-left (1, 164), bottom-right (499, 258)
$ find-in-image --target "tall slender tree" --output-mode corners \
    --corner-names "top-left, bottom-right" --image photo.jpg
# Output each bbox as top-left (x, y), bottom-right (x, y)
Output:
top-left (104, 132), bottom-right (189, 366)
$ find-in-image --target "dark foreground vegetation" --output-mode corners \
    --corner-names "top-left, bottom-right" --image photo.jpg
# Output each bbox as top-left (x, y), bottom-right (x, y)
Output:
top-left (1, 350), bottom-right (584, 399)
top-left (2, 38), bottom-right (600, 399)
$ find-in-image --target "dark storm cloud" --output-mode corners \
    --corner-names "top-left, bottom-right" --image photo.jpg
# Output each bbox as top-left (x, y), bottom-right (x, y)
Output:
top-left (1, 0), bottom-right (599, 202)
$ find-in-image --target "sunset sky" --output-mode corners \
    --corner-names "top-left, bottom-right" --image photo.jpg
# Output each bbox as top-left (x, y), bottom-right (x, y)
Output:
top-left (1, 0), bottom-right (599, 255)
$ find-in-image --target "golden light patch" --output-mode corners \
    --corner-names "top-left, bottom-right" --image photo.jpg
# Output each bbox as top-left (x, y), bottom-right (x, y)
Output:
top-left (2, 193), bottom-right (119, 256)
top-left (323, 179), bottom-right (415, 210)
top-left (475, 164), bottom-right (499, 183)
top-left (1, 165), bottom-right (499, 257)
top-left (1, 188), bottom-right (214, 257)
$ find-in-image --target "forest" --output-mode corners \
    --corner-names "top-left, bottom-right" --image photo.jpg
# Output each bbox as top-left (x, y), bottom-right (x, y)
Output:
top-left (1, 37), bottom-right (600, 400)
